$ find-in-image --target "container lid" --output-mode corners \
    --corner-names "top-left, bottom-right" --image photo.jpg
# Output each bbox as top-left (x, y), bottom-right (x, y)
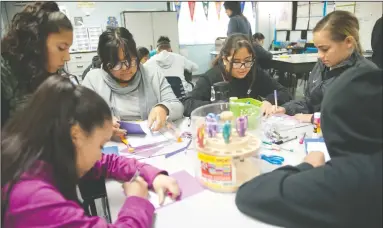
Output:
top-left (229, 97), bottom-right (238, 101)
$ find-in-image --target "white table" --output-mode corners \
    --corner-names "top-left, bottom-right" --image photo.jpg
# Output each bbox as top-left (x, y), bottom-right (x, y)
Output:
top-left (106, 118), bottom-right (313, 228)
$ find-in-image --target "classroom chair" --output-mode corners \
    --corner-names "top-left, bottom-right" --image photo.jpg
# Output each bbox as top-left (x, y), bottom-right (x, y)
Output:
top-left (165, 76), bottom-right (187, 101)
top-left (183, 70), bottom-right (195, 89)
top-left (78, 177), bottom-right (112, 223)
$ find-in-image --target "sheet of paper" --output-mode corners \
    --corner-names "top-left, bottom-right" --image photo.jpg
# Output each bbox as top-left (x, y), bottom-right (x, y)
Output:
top-left (290, 31), bottom-right (302, 41)
top-left (297, 3), bottom-right (309, 17)
top-left (120, 121), bottom-right (146, 135)
top-left (309, 17), bottom-right (322, 29)
top-left (276, 31), bottom-right (288, 42)
top-left (295, 18), bottom-right (309, 30)
top-left (149, 170), bottom-right (205, 209)
top-left (306, 141), bottom-right (331, 162)
top-left (310, 2), bottom-right (324, 17)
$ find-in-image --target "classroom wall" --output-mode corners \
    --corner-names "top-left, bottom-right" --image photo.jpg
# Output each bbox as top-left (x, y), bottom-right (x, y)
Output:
top-left (1, 1), bottom-right (280, 75)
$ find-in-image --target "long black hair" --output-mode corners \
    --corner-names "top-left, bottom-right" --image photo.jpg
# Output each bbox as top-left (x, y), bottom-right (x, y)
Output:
top-left (1, 1), bottom-right (73, 92)
top-left (212, 33), bottom-right (256, 82)
top-left (98, 27), bottom-right (139, 76)
top-left (1, 75), bottom-right (112, 222)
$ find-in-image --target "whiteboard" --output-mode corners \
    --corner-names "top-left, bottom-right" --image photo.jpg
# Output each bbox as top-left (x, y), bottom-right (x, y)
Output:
top-left (276, 2), bottom-right (293, 30)
top-left (354, 2), bottom-right (383, 51)
top-left (310, 2), bottom-right (324, 17)
top-left (297, 3), bottom-right (309, 17)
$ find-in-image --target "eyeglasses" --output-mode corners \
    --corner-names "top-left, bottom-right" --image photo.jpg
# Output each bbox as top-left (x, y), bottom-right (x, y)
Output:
top-left (231, 60), bottom-right (255, 69)
top-left (109, 59), bottom-right (137, 71)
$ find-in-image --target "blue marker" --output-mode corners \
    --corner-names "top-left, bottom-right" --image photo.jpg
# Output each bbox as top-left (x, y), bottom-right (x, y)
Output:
top-left (222, 121), bottom-right (231, 144)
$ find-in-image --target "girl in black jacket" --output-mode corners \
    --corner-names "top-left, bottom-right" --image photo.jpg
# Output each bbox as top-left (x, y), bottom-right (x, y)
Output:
top-left (183, 33), bottom-right (292, 117)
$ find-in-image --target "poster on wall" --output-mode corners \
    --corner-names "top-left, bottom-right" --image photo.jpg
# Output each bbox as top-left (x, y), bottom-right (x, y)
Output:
top-left (77, 1), bottom-right (96, 15)
top-left (276, 2), bottom-right (293, 30)
top-left (106, 16), bottom-right (118, 28)
top-left (202, 2), bottom-right (209, 20)
top-left (240, 2), bottom-right (245, 13)
top-left (74, 17), bottom-right (83, 26)
top-left (174, 2), bottom-right (182, 21)
top-left (188, 1), bottom-right (196, 21)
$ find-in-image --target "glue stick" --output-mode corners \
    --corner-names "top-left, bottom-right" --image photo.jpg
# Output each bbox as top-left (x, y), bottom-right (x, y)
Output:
top-left (313, 112), bottom-right (321, 136)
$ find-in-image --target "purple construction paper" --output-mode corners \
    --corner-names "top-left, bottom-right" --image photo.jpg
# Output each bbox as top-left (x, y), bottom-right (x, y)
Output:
top-left (119, 121), bottom-right (146, 135)
top-left (102, 146), bottom-right (119, 155)
top-left (170, 170), bottom-right (205, 200)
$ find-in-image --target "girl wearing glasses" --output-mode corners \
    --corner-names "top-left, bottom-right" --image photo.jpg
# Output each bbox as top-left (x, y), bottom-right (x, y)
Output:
top-left (82, 27), bottom-right (183, 136)
top-left (1, 2), bottom-right (73, 128)
top-left (183, 33), bottom-right (292, 117)
top-left (2, 75), bottom-right (180, 227)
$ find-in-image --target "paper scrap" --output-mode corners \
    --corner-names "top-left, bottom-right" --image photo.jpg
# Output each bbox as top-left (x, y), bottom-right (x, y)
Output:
top-left (305, 138), bottom-right (331, 162)
top-left (119, 121), bottom-right (146, 135)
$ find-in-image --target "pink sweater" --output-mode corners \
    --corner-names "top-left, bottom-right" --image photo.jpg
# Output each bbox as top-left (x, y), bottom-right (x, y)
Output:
top-left (3, 154), bottom-right (166, 227)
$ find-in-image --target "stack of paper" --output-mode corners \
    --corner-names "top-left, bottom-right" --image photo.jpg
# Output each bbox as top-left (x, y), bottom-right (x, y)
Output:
top-left (304, 138), bottom-right (331, 162)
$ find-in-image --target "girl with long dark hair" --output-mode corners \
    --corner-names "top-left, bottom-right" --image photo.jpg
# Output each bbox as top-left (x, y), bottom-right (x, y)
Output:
top-left (1, 1), bottom-right (73, 127)
top-left (1, 75), bottom-right (180, 227)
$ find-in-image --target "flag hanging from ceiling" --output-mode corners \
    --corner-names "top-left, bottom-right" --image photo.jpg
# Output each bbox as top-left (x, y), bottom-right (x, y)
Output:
top-left (188, 1), bottom-right (196, 21)
top-left (202, 2), bottom-right (209, 20)
top-left (251, 2), bottom-right (257, 18)
top-left (174, 2), bottom-right (182, 21)
top-left (240, 2), bottom-right (245, 13)
top-left (215, 2), bottom-right (222, 20)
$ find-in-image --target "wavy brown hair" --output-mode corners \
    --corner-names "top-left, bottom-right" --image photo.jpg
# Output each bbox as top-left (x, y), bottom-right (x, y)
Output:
top-left (1, 1), bottom-right (73, 92)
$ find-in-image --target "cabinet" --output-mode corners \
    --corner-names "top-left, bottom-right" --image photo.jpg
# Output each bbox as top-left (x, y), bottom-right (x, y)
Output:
top-left (65, 51), bottom-right (97, 81)
top-left (121, 11), bottom-right (180, 53)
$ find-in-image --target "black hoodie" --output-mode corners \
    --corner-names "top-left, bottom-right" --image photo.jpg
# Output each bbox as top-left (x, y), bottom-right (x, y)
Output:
top-left (182, 64), bottom-right (292, 116)
top-left (371, 17), bottom-right (382, 69)
top-left (235, 69), bottom-right (383, 228)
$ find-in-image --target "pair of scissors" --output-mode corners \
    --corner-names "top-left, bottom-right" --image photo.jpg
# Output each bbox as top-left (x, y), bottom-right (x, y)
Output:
top-left (261, 154), bottom-right (285, 165)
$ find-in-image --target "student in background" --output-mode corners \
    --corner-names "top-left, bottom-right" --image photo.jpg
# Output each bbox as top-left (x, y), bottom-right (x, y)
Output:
top-left (1, 75), bottom-right (180, 227)
top-left (149, 36), bottom-right (172, 58)
top-left (144, 36), bottom-right (199, 93)
top-left (137, 46), bottom-right (150, 64)
top-left (236, 68), bottom-right (382, 228)
top-left (1, 1), bottom-right (73, 127)
top-left (224, 1), bottom-right (252, 39)
top-left (371, 16), bottom-right (382, 69)
top-left (252, 33), bottom-right (273, 69)
top-left (183, 33), bottom-right (292, 117)
top-left (271, 10), bottom-right (378, 122)
top-left (82, 27), bottom-right (183, 135)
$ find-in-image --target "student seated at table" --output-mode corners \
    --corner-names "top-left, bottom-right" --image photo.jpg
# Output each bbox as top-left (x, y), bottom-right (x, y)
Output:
top-left (236, 68), bottom-right (382, 228)
top-left (1, 75), bottom-right (181, 228)
top-left (144, 36), bottom-right (199, 93)
top-left (137, 46), bottom-right (150, 64)
top-left (82, 27), bottom-right (184, 136)
top-left (183, 33), bottom-right (292, 117)
top-left (252, 33), bottom-right (273, 69)
top-left (271, 10), bottom-right (378, 123)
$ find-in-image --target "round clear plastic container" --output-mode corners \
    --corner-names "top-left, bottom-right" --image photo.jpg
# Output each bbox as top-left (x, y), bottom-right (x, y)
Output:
top-left (190, 102), bottom-right (262, 193)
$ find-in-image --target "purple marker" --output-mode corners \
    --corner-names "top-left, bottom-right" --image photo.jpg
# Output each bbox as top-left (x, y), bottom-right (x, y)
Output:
top-left (236, 116), bottom-right (247, 137)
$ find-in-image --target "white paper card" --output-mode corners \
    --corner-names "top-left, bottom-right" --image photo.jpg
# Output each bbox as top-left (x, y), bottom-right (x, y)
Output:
top-left (306, 142), bottom-right (331, 162)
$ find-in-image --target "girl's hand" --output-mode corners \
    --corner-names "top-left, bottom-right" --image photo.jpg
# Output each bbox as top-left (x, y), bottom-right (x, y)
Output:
top-left (152, 174), bottom-right (181, 205)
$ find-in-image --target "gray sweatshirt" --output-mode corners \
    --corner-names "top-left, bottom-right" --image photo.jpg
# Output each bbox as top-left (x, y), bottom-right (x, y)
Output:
top-left (82, 65), bottom-right (184, 121)
top-left (227, 15), bottom-right (252, 39)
